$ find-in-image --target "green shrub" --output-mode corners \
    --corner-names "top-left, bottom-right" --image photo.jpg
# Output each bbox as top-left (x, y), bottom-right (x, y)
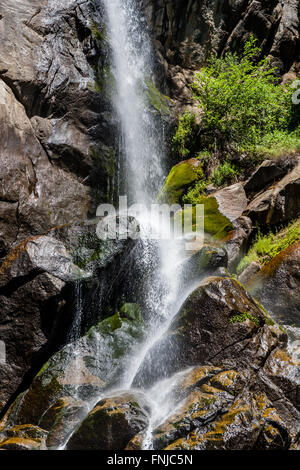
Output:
top-left (192, 35), bottom-right (294, 151)
top-left (172, 112), bottom-right (199, 158)
top-left (173, 36), bottom-right (299, 165)
top-left (211, 161), bottom-right (238, 187)
top-left (182, 179), bottom-right (209, 203)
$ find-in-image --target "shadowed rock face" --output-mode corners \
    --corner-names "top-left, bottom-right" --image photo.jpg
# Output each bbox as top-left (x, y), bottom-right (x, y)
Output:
top-left (0, 0), bottom-right (116, 259)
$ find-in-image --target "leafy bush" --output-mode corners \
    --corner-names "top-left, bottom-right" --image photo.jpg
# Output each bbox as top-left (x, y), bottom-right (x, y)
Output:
top-left (192, 35), bottom-right (294, 151)
top-left (172, 112), bottom-right (199, 158)
top-left (211, 161), bottom-right (238, 186)
top-left (237, 219), bottom-right (300, 274)
top-left (172, 36), bottom-right (299, 163)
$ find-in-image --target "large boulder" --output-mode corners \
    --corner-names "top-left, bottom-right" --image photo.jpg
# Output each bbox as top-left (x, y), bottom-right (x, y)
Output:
top-left (246, 241), bottom-right (300, 325)
top-left (214, 183), bottom-right (248, 222)
top-left (67, 391), bottom-right (150, 450)
top-left (132, 276), bottom-right (285, 389)
top-left (0, 303), bottom-right (144, 440)
top-left (244, 158), bottom-right (300, 226)
top-left (212, 184), bottom-right (252, 270)
top-left (152, 365), bottom-right (296, 450)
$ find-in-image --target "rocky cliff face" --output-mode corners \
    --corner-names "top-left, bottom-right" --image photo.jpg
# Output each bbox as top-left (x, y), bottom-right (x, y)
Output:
top-left (0, 0), bottom-right (117, 413)
top-left (0, 0), bottom-right (116, 260)
top-left (0, 0), bottom-right (299, 451)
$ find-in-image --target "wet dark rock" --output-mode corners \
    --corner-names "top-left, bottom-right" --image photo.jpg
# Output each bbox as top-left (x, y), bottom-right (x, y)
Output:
top-left (0, 228), bottom-right (92, 412)
top-left (214, 183), bottom-right (248, 222)
top-left (151, 355), bottom-right (300, 450)
top-left (244, 158), bottom-right (300, 226)
top-left (238, 261), bottom-right (262, 285)
top-left (67, 391), bottom-right (150, 450)
top-left (246, 241), bottom-right (300, 325)
top-left (224, 216), bottom-right (253, 272)
top-left (0, 424), bottom-right (47, 450)
top-left (132, 276), bottom-right (281, 389)
top-left (0, 0), bottom-right (116, 260)
top-left (262, 348), bottom-right (300, 410)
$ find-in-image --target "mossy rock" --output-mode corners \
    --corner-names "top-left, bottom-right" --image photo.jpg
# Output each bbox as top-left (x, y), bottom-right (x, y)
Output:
top-left (164, 392), bottom-right (290, 450)
top-left (152, 367), bottom-right (244, 450)
top-left (67, 392), bottom-right (150, 450)
top-left (157, 158), bottom-right (203, 204)
top-left (1, 304), bottom-right (144, 433)
top-left (173, 195), bottom-right (233, 241)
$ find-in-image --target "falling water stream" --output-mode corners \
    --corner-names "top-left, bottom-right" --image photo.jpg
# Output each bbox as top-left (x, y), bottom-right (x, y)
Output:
top-left (98, 0), bottom-right (192, 448)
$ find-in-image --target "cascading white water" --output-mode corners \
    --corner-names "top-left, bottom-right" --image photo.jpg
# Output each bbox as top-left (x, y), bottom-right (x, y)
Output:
top-left (102, 0), bottom-right (164, 205)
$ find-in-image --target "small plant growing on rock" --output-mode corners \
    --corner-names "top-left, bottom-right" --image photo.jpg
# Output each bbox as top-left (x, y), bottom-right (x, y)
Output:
top-left (229, 312), bottom-right (260, 327)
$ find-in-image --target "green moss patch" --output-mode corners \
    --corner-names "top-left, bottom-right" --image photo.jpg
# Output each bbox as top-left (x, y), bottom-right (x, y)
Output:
top-left (174, 195), bottom-right (233, 240)
top-left (157, 159), bottom-right (203, 204)
top-left (145, 80), bottom-right (171, 118)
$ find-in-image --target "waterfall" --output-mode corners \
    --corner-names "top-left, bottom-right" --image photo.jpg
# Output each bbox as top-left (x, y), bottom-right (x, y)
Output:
top-left (101, 0), bottom-right (189, 447)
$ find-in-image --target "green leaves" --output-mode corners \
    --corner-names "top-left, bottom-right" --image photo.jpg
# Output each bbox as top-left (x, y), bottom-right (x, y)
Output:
top-left (192, 36), bottom-right (295, 151)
